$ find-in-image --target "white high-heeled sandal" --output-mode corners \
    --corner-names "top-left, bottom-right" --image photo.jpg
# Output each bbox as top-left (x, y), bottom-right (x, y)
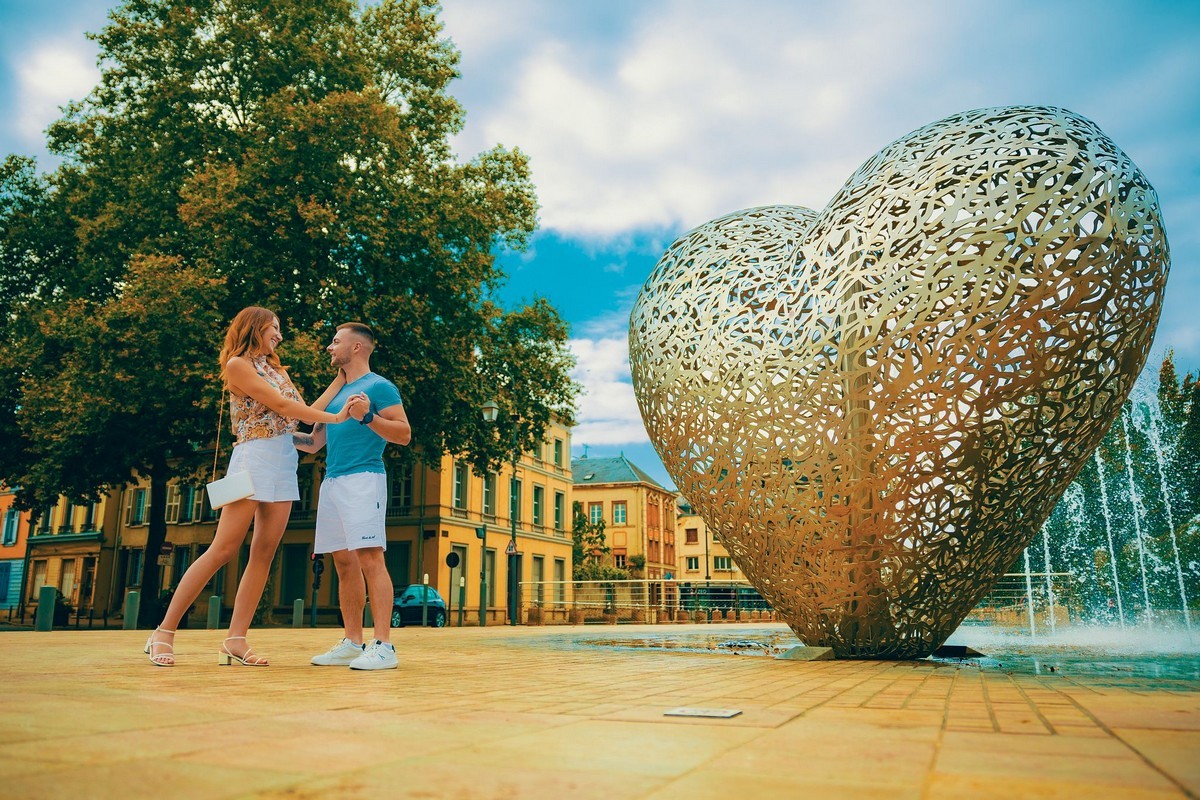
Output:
top-left (144, 627), bottom-right (176, 667)
top-left (218, 636), bottom-right (268, 666)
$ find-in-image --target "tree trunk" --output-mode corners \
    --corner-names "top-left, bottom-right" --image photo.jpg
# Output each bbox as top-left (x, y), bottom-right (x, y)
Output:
top-left (137, 457), bottom-right (169, 627)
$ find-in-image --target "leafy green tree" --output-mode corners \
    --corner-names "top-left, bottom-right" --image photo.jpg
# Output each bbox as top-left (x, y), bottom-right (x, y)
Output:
top-left (1158, 351), bottom-right (1187, 429)
top-left (1177, 378), bottom-right (1200, 526)
top-left (1, 0), bottom-right (577, 621)
top-left (464, 299), bottom-right (578, 475)
top-left (34, 0), bottom-right (568, 439)
top-left (58, 0), bottom-right (562, 461)
top-left (8, 257), bottom-right (225, 622)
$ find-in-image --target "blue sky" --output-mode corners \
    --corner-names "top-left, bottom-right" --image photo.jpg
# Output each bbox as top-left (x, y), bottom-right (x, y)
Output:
top-left (2, 0), bottom-right (1199, 492)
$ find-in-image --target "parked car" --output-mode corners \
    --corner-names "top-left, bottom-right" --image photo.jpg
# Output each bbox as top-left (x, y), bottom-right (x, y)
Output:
top-left (392, 585), bottom-right (446, 628)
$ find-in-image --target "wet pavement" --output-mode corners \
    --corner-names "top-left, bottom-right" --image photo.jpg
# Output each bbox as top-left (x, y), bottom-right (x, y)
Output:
top-left (1, 622), bottom-right (1197, 798)
top-left (566, 625), bottom-right (1200, 683)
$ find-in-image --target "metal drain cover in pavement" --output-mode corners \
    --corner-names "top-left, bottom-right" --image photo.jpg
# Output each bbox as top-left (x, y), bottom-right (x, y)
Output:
top-left (663, 707), bottom-right (742, 718)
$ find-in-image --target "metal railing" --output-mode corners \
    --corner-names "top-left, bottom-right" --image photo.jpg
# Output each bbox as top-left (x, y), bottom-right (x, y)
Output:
top-left (518, 579), bottom-right (778, 625)
top-left (961, 572), bottom-right (1074, 634)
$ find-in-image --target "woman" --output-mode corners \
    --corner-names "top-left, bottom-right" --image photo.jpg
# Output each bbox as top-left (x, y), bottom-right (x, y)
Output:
top-left (145, 306), bottom-right (365, 667)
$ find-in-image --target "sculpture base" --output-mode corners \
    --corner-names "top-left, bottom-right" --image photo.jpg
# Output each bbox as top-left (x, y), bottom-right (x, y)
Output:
top-left (933, 644), bottom-right (986, 659)
top-left (775, 646), bottom-right (835, 661)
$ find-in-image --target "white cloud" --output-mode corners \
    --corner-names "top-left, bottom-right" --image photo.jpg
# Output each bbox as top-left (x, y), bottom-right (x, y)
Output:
top-left (448, 0), bottom-right (956, 237)
top-left (14, 40), bottom-right (98, 143)
top-left (569, 333), bottom-right (649, 447)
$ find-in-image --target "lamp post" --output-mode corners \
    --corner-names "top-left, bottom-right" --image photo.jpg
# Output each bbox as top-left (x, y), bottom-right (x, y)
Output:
top-left (482, 398), bottom-right (520, 626)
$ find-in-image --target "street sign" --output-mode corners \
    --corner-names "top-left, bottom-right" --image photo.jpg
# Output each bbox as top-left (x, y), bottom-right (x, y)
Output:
top-left (505, 540), bottom-right (517, 556)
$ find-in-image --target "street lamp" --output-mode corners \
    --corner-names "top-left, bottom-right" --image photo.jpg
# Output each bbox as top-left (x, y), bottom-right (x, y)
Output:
top-left (482, 398), bottom-right (520, 626)
top-left (479, 400), bottom-right (499, 627)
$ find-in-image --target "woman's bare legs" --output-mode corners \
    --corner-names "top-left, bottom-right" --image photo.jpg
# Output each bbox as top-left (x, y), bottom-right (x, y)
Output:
top-left (147, 498), bottom-right (259, 663)
top-left (223, 500), bottom-right (293, 662)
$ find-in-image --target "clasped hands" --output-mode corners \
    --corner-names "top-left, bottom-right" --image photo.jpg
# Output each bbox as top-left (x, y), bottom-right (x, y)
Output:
top-left (342, 392), bottom-right (370, 422)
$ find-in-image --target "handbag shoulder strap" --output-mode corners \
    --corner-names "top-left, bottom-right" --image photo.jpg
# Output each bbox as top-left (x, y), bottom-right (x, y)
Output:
top-left (211, 390), bottom-right (227, 483)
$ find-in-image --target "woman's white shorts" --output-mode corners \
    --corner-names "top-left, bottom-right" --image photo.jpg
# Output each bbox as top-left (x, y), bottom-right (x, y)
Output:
top-left (226, 433), bottom-right (300, 503)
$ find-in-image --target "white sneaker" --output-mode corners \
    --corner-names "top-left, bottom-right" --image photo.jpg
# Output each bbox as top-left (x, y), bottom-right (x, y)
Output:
top-left (349, 640), bottom-right (398, 671)
top-left (311, 637), bottom-right (365, 666)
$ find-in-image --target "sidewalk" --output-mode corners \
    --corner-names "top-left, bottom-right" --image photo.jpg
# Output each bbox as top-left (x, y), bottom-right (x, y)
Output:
top-left (0, 623), bottom-right (1196, 799)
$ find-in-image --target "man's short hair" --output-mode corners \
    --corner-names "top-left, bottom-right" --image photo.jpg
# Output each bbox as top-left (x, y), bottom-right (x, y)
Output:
top-left (337, 321), bottom-right (376, 346)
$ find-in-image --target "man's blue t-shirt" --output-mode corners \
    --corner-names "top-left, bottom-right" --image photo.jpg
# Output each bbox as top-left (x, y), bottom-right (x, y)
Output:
top-left (325, 372), bottom-right (403, 479)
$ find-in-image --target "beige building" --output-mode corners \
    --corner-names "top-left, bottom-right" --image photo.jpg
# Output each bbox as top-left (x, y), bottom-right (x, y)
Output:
top-left (675, 495), bottom-right (777, 618)
top-left (675, 494), bottom-right (746, 583)
top-left (572, 455), bottom-right (676, 580)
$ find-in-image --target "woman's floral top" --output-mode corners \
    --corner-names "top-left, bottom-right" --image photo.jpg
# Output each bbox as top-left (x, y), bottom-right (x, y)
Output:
top-left (230, 355), bottom-right (302, 444)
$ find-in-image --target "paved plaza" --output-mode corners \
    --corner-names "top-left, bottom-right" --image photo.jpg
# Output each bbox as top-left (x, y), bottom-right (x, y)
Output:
top-left (1, 623), bottom-right (1197, 799)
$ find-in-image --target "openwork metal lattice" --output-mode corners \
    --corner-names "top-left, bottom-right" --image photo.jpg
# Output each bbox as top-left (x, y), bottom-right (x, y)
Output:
top-left (630, 106), bottom-right (1169, 659)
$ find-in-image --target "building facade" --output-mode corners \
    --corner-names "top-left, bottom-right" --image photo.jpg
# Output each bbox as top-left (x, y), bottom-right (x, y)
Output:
top-left (572, 455), bottom-right (677, 580)
top-left (0, 484), bottom-right (30, 613)
top-left (675, 495), bottom-right (747, 583)
top-left (111, 417), bottom-right (576, 626)
top-left (22, 492), bottom-right (123, 619)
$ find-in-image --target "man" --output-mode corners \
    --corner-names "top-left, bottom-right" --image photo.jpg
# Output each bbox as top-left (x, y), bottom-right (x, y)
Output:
top-left (295, 322), bottom-right (412, 670)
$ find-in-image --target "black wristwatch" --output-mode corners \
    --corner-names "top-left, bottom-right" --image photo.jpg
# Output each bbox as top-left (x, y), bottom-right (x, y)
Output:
top-left (359, 410), bottom-right (375, 425)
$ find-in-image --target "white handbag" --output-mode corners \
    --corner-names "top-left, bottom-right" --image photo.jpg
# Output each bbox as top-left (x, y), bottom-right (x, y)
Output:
top-left (206, 470), bottom-right (256, 509)
top-left (205, 390), bottom-right (256, 509)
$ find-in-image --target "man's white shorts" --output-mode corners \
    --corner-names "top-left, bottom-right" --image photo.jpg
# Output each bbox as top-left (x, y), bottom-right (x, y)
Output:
top-left (314, 472), bottom-right (388, 554)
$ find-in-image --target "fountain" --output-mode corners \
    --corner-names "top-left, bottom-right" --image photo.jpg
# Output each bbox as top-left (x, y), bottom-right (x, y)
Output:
top-left (1040, 524), bottom-right (1058, 635)
top-left (987, 364), bottom-right (1197, 640)
top-left (1092, 449), bottom-right (1126, 627)
top-left (1131, 377), bottom-right (1193, 630)
top-left (1121, 411), bottom-right (1155, 625)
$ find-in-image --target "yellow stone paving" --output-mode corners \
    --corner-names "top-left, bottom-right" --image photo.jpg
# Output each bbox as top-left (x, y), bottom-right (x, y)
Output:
top-left (0, 623), bottom-right (1196, 799)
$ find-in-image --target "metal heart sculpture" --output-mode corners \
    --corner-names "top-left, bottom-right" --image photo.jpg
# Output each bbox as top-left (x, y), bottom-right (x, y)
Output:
top-left (630, 106), bottom-right (1169, 659)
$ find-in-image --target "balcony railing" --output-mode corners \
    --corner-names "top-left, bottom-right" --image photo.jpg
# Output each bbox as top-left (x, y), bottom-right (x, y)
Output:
top-left (381, 504), bottom-right (410, 520)
top-left (28, 526), bottom-right (105, 544)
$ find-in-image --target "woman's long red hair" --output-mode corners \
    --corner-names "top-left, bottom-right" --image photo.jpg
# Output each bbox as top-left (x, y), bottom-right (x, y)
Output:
top-left (219, 306), bottom-right (283, 387)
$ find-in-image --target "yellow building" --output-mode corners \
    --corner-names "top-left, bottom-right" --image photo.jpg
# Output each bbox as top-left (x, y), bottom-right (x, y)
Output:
top-left (418, 418), bottom-right (576, 624)
top-left (572, 455), bottom-right (677, 580)
top-left (114, 417), bottom-right (576, 626)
